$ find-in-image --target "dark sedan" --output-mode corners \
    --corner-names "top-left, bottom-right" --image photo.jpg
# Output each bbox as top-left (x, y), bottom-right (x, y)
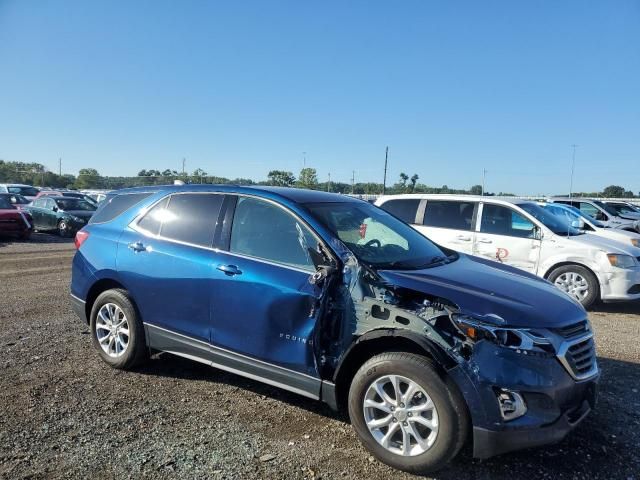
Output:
top-left (27, 196), bottom-right (96, 236)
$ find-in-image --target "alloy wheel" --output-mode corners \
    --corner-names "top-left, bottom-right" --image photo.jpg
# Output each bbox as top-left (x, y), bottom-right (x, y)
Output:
top-left (95, 303), bottom-right (130, 357)
top-left (363, 375), bottom-right (439, 456)
top-left (554, 272), bottom-right (590, 302)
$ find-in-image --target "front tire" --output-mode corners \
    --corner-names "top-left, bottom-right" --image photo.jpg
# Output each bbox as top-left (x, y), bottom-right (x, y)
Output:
top-left (548, 264), bottom-right (599, 309)
top-left (90, 289), bottom-right (148, 369)
top-left (348, 352), bottom-right (469, 474)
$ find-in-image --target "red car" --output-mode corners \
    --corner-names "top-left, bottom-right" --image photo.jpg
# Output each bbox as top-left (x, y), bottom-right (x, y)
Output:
top-left (0, 196), bottom-right (33, 240)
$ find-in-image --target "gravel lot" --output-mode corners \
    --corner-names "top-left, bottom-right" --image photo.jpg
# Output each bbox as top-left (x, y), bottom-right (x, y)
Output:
top-left (1, 235), bottom-right (639, 479)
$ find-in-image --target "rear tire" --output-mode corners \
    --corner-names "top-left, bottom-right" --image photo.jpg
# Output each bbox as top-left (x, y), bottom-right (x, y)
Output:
top-left (548, 264), bottom-right (599, 309)
top-left (348, 352), bottom-right (468, 474)
top-left (57, 219), bottom-right (72, 237)
top-left (90, 289), bottom-right (148, 369)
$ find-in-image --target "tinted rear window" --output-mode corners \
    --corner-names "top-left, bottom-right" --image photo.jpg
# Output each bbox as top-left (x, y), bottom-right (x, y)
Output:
top-left (379, 199), bottom-right (420, 224)
top-left (89, 192), bottom-right (154, 224)
top-left (159, 193), bottom-right (224, 247)
top-left (423, 200), bottom-right (476, 231)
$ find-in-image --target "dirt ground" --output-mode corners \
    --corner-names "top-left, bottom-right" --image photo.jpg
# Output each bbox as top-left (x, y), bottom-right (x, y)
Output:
top-left (0, 235), bottom-right (638, 479)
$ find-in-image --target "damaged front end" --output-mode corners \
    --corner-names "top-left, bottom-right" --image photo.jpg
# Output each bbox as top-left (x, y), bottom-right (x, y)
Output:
top-left (312, 245), bottom-right (599, 459)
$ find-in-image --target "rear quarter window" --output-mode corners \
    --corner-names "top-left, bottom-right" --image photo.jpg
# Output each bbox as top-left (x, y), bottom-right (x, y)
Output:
top-left (89, 192), bottom-right (154, 224)
top-left (379, 199), bottom-right (420, 224)
top-left (423, 200), bottom-right (476, 231)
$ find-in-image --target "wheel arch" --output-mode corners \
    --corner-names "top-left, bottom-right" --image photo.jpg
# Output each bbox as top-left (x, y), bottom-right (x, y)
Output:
top-left (331, 328), bottom-right (457, 413)
top-left (84, 278), bottom-right (128, 323)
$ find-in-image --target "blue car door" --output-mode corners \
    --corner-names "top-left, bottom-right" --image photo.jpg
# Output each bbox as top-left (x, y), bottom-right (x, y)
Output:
top-left (116, 193), bottom-right (225, 350)
top-left (210, 195), bottom-right (325, 397)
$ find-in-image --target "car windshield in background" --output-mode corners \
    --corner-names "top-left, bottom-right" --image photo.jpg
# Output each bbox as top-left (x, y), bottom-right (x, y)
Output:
top-left (0, 198), bottom-right (14, 209)
top-left (306, 201), bottom-right (453, 270)
top-left (8, 186), bottom-right (39, 197)
top-left (55, 199), bottom-right (96, 211)
top-left (607, 203), bottom-right (638, 215)
top-left (544, 204), bottom-right (606, 228)
top-left (520, 202), bottom-right (582, 236)
top-left (593, 200), bottom-right (619, 216)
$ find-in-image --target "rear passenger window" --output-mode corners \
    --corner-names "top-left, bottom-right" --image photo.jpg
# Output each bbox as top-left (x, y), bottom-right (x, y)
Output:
top-left (230, 196), bottom-right (317, 271)
top-left (136, 197), bottom-right (170, 236)
top-left (480, 204), bottom-right (535, 238)
top-left (423, 200), bottom-right (476, 231)
top-left (160, 194), bottom-right (223, 247)
top-left (89, 193), bottom-right (154, 224)
top-left (578, 202), bottom-right (600, 218)
top-left (379, 199), bottom-right (420, 224)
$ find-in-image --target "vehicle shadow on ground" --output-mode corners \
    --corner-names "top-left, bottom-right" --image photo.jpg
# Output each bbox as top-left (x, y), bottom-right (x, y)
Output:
top-left (136, 353), bottom-right (639, 478)
top-left (590, 300), bottom-right (640, 314)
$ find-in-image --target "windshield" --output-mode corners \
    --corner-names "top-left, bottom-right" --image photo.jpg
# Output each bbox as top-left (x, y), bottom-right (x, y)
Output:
top-left (593, 200), bottom-right (619, 216)
top-left (0, 197), bottom-right (14, 209)
top-left (55, 198), bottom-right (96, 211)
top-left (519, 202), bottom-right (582, 236)
top-left (0, 194), bottom-right (29, 205)
top-left (8, 186), bottom-right (39, 197)
top-left (306, 201), bottom-right (453, 269)
top-left (543, 204), bottom-right (605, 228)
top-left (605, 203), bottom-right (639, 215)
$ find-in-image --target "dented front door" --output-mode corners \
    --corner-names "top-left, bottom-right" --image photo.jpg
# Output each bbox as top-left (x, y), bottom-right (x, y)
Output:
top-left (210, 195), bottom-right (324, 384)
top-left (474, 203), bottom-right (542, 274)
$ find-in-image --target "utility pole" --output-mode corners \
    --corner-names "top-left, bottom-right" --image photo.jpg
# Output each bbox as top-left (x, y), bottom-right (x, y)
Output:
top-left (182, 158), bottom-right (186, 177)
top-left (482, 168), bottom-right (487, 196)
top-left (302, 152), bottom-right (307, 168)
top-left (382, 146), bottom-right (389, 195)
top-left (327, 172), bottom-right (331, 192)
top-left (58, 158), bottom-right (62, 176)
top-left (569, 144), bottom-right (578, 199)
top-left (351, 170), bottom-right (355, 194)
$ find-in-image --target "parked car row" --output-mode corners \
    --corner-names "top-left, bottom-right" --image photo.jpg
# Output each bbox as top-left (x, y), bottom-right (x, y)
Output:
top-left (376, 195), bottom-right (640, 309)
top-left (71, 185), bottom-right (601, 474)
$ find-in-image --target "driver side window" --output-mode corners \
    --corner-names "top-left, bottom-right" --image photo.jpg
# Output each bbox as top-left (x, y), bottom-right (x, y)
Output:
top-left (229, 197), bottom-right (318, 271)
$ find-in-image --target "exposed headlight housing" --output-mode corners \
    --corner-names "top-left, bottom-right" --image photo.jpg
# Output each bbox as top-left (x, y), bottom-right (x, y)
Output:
top-left (631, 238), bottom-right (640, 248)
top-left (606, 254), bottom-right (637, 269)
top-left (452, 314), bottom-right (553, 354)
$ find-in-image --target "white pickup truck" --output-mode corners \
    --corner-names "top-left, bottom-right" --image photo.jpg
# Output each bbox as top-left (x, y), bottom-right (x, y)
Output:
top-left (376, 194), bottom-right (640, 308)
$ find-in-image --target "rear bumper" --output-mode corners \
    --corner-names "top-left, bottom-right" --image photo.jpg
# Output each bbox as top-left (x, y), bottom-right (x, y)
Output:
top-left (70, 294), bottom-right (88, 324)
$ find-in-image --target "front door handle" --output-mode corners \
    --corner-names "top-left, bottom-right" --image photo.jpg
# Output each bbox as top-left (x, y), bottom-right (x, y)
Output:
top-left (456, 235), bottom-right (471, 241)
top-left (128, 241), bottom-right (147, 252)
top-left (477, 238), bottom-right (493, 244)
top-left (217, 264), bottom-right (242, 276)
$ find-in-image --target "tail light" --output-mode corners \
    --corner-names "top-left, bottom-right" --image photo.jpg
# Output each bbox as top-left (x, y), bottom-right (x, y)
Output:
top-left (74, 230), bottom-right (90, 249)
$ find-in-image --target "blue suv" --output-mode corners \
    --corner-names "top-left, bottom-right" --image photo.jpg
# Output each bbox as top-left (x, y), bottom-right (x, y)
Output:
top-left (70, 185), bottom-right (599, 473)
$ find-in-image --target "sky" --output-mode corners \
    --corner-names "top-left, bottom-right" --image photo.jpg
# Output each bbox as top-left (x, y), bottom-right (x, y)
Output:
top-left (0, 1), bottom-right (638, 195)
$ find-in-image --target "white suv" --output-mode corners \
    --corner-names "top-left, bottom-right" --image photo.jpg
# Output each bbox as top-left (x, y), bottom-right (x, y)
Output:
top-left (0, 184), bottom-right (40, 201)
top-left (376, 194), bottom-right (640, 308)
top-left (550, 198), bottom-right (640, 232)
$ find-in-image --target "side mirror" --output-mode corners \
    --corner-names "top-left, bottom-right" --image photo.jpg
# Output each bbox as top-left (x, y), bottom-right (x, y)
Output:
top-left (534, 227), bottom-right (543, 240)
top-left (571, 218), bottom-right (585, 229)
top-left (52, 206), bottom-right (58, 212)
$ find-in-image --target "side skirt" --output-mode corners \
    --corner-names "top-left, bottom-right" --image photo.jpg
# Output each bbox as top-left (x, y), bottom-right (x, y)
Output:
top-left (144, 323), bottom-right (323, 401)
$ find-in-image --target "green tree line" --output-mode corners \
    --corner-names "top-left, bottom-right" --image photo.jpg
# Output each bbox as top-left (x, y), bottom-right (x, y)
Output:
top-left (1, 159), bottom-right (637, 197)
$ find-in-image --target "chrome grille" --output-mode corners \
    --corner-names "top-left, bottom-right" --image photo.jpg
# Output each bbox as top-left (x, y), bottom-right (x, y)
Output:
top-left (557, 334), bottom-right (598, 380)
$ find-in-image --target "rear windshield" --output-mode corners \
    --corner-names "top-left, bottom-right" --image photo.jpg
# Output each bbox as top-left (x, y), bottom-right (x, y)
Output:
top-left (8, 186), bottom-right (39, 197)
top-left (89, 192), bottom-right (154, 224)
top-left (55, 198), bottom-right (96, 211)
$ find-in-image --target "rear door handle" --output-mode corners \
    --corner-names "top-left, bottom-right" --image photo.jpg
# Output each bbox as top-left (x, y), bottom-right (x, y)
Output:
top-left (128, 241), bottom-right (147, 252)
top-left (217, 264), bottom-right (242, 276)
top-left (456, 235), bottom-right (471, 241)
top-left (477, 238), bottom-right (493, 244)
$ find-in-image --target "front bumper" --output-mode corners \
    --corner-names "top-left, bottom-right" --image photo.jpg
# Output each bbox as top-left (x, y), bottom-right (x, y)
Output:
top-left (599, 266), bottom-right (640, 301)
top-left (473, 383), bottom-right (596, 458)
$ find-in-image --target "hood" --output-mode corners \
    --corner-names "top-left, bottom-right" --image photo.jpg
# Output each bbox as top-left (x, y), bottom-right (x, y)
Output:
top-left (377, 254), bottom-right (586, 328)
top-left (63, 210), bottom-right (95, 219)
top-left (571, 232), bottom-right (640, 256)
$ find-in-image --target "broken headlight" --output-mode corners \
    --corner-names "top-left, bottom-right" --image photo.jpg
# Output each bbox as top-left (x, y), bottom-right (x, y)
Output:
top-left (453, 315), bottom-right (554, 354)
